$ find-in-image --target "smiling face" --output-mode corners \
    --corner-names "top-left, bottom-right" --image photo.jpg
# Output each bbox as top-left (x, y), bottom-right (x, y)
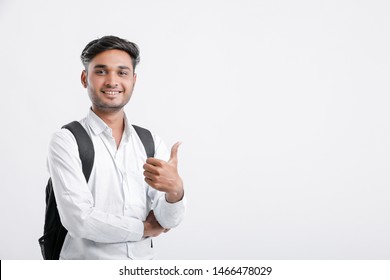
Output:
top-left (81, 49), bottom-right (137, 114)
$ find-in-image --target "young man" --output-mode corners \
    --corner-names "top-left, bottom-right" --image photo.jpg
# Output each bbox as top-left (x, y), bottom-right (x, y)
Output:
top-left (47, 36), bottom-right (186, 259)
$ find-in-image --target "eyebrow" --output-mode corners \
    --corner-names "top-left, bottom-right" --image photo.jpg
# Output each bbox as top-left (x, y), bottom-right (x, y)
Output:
top-left (93, 64), bottom-right (131, 70)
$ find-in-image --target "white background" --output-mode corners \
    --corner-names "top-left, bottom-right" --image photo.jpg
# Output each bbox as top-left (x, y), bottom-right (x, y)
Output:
top-left (0, 0), bottom-right (389, 260)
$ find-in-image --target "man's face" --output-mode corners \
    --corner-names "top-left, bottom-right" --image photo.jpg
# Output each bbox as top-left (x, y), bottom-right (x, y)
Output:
top-left (81, 49), bottom-right (137, 113)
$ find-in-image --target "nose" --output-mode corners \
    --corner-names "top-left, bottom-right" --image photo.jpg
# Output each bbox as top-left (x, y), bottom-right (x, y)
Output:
top-left (105, 73), bottom-right (118, 88)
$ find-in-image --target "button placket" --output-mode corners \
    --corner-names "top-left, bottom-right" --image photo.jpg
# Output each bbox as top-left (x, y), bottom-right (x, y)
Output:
top-left (122, 172), bottom-right (130, 213)
top-left (118, 143), bottom-right (131, 213)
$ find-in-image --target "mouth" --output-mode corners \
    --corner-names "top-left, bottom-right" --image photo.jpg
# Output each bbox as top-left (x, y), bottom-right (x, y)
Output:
top-left (101, 90), bottom-right (123, 96)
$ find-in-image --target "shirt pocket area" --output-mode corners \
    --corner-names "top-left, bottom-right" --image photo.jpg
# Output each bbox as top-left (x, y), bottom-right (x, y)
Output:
top-left (124, 169), bottom-right (150, 221)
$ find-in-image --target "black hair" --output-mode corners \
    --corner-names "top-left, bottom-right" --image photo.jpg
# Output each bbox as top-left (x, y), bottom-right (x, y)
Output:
top-left (80, 35), bottom-right (140, 71)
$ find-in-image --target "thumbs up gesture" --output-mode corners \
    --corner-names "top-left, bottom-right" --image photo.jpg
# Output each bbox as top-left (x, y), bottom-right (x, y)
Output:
top-left (143, 142), bottom-right (184, 203)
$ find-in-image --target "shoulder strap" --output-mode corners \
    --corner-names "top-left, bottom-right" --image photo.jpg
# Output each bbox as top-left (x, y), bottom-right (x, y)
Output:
top-left (39, 121), bottom-right (94, 260)
top-left (62, 121), bottom-right (95, 182)
top-left (132, 125), bottom-right (155, 158)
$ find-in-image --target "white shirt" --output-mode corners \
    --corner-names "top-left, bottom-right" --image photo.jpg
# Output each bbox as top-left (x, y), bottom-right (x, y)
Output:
top-left (47, 110), bottom-right (186, 259)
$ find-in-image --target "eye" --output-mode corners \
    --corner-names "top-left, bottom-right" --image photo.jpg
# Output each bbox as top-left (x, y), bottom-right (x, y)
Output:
top-left (119, 71), bottom-right (129, 76)
top-left (95, 69), bottom-right (106, 75)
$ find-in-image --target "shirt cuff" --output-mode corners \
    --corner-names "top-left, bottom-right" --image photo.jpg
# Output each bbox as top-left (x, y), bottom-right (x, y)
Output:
top-left (155, 194), bottom-right (187, 229)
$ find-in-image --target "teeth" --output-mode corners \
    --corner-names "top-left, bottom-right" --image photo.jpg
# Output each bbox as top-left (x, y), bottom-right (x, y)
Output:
top-left (104, 91), bottom-right (120, 95)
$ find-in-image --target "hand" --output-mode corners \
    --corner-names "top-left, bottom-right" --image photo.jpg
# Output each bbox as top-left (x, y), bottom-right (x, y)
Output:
top-left (143, 142), bottom-right (184, 203)
top-left (143, 210), bottom-right (169, 238)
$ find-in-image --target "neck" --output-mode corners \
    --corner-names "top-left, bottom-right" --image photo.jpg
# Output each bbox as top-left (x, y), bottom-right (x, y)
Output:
top-left (92, 106), bottom-right (125, 124)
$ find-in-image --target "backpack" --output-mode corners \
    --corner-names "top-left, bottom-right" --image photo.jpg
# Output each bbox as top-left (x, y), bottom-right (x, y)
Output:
top-left (38, 121), bottom-right (155, 260)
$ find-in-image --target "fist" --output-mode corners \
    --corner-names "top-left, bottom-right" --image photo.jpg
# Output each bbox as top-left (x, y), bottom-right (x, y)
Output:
top-left (143, 142), bottom-right (184, 202)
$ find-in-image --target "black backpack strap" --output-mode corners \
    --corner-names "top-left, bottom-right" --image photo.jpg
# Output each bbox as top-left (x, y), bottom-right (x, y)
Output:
top-left (132, 125), bottom-right (155, 158)
top-left (62, 121), bottom-right (95, 182)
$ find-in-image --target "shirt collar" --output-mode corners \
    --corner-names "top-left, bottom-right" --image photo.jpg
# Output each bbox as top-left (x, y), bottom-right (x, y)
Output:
top-left (86, 109), bottom-right (132, 142)
top-left (86, 109), bottom-right (109, 135)
top-left (122, 114), bottom-right (132, 143)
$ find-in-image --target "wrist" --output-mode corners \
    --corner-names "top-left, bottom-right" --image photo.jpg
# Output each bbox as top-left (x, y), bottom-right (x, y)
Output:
top-left (166, 187), bottom-right (184, 203)
top-left (143, 221), bottom-right (151, 237)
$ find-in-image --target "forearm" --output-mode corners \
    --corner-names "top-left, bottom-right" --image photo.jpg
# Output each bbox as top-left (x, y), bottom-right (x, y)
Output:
top-left (51, 170), bottom-right (144, 242)
top-left (57, 200), bottom-right (144, 243)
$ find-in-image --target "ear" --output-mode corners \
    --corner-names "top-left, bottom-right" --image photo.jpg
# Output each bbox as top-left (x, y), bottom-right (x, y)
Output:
top-left (133, 73), bottom-right (137, 83)
top-left (81, 70), bottom-right (88, 88)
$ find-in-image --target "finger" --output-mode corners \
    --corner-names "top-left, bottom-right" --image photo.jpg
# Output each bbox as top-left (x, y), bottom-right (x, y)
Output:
top-left (143, 163), bottom-right (160, 174)
top-left (143, 170), bottom-right (155, 180)
top-left (144, 177), bottom-right (161, 190)
top-left (146, 157), bottom-right (164, 167)
top-left (168, 141), bottom-right (182, 164)
top-left (143, 170), bottom-right (161, 183)
top-left (144, 177), bottom-right (155, 186)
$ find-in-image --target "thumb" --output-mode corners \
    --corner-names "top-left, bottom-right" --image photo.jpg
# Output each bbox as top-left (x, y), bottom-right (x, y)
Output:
top-left (168, 141), bottom-right (182, 164)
